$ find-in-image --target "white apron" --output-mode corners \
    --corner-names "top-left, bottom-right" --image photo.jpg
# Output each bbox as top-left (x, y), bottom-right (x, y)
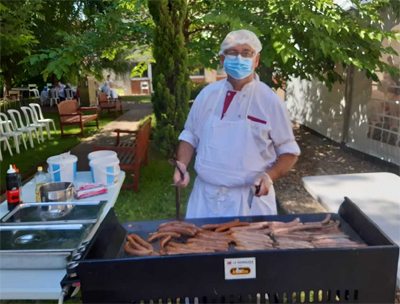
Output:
top-left (186, 80), bottom-right (277, 218)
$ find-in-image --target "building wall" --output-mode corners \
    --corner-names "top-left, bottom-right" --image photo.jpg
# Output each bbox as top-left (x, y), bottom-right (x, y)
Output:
top-left (131, 78), bottom-right (151, 95)
top-left (286, 73), bottom-right (346, 143)
top-left (286, 20), bottom-right (400, 166)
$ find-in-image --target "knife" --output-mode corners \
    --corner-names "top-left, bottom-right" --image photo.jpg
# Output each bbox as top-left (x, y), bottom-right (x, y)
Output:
top-left (247, 184), bottom-right (261, 209)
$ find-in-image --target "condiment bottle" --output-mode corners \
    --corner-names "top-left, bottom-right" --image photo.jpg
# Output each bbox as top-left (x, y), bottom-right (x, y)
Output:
top-left (34, 166), bottom-right (49, 202)
top-left (6, 164), bottom-right (21, 211)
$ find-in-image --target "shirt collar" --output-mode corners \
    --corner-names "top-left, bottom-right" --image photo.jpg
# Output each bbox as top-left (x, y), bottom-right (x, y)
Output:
top-left (224, 74), bottom-right (257, 92)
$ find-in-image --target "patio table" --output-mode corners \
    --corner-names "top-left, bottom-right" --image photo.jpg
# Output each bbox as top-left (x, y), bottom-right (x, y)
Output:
top-left (0, 170), bottom-right (125, 300)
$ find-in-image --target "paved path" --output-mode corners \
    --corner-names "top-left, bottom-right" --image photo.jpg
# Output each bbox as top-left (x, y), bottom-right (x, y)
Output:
top-left (71, 102), bottom-right (153, 171)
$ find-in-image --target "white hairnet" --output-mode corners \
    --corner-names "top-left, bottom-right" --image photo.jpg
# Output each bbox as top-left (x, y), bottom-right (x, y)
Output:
top-left (219, 29), bottom-right (262, 55)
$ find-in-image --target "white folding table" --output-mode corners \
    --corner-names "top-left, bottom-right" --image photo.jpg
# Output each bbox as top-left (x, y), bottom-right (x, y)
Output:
top-left (0, 171), bottom-right (125, 300)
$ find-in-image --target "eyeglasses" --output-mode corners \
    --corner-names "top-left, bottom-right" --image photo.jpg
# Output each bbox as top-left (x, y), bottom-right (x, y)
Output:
top-left (223, 49), bottom-right (256, 58)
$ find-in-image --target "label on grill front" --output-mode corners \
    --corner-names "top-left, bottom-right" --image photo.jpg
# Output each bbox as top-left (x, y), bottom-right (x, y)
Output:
top-left (224, 257), bottom-right (256, 280)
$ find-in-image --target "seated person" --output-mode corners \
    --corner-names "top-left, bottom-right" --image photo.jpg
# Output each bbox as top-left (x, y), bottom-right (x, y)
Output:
top-left (101, 75), bottom-right (119, 101)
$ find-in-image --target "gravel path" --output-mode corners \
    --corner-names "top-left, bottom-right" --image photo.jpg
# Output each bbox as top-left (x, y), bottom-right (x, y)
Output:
top-left (276, 124), bottom-right (399, 214)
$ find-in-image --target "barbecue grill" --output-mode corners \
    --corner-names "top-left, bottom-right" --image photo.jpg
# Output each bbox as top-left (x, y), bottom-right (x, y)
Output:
top-left (62, 198), bottom-right (399, 303)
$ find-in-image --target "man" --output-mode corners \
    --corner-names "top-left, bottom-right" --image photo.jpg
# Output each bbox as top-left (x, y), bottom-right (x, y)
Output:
top-left (173, 29), bottom-right (300, 218)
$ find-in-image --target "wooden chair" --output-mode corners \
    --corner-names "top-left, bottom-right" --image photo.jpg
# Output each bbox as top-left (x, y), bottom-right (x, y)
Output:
top-left (57, 99), bottom-right (99, 136)
top-left (97, 92), bottom-right (123, 115)
top-left (94, 117), bottom-right (152, 191)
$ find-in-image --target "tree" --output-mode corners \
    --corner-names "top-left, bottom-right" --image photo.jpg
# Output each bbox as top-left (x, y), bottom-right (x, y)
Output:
top-left (148, 0), bottom-right (190, 157)
top-left (183, 0), bottom-right (399, 88)
top-left (0, 0), bottom-right (152, 90)
top-left (0, 0), bottom-right (42, 91)
top-left (25, 0), bottom-right (152, 84)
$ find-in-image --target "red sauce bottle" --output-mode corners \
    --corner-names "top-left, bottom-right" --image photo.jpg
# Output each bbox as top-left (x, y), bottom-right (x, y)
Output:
top-left (6, 164), bottom-right (21, 211)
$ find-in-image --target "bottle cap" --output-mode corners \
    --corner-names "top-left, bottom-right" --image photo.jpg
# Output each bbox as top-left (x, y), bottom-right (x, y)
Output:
top-left (7, 165), bottom-right (16, 174)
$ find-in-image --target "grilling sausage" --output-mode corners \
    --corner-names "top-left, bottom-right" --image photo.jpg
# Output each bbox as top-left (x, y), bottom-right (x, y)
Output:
top-left (158, 225), bottom-right (197, 236)
top-left (148, 231), bottom-right (181, 242)
top-left (128, 233), bottom-right (153, 251)
top-left (158, 221), bottom-right (198, 229)
top-left (214, 220), bottom-right (250, 232)
top-left (160, 235), bottom-right (172, 248)
top-left (124, 242), bottom-right (153, 256)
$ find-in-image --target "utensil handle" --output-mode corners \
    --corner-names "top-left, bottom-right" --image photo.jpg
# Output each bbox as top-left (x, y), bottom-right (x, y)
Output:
top-left (175, 187), bottom-right (181, 220)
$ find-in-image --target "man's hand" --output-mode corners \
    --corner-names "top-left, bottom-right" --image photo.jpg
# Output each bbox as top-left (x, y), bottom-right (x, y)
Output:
top-left (253, 172), bottom-right (273, 196)
top-left (173, 160), bottom-right (190, 187)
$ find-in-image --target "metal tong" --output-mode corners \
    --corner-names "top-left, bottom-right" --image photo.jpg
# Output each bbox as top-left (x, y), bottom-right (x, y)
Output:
top-left (168, 158), bottom-right (184, 219)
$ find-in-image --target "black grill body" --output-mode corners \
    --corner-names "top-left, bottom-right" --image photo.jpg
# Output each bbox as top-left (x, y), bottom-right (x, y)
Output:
top-left (73, 198), bottom-right (399, 303)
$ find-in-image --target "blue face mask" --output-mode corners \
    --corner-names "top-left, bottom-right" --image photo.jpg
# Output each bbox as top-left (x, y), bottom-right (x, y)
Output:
top-left (223, 55), bottom-right (254, 80)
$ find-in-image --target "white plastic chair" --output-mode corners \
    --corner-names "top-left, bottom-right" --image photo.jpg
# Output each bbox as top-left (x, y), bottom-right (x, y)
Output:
top-left (20, 106), bottom-right (46, 141)
top-left (49, 88), bottom-right (60, 107)
top-left (0, 135), bottom-right (13, 161)
top-left (0, 112), bottom-right (27, 154)
top-left (28, 84), bottom-right (40, 100)
top-left (7, 109), bottom-right (41, 148)
top-left (29, 103), bottom-right (57, 136)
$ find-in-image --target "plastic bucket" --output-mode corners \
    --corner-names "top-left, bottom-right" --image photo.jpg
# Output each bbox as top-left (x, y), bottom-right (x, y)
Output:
top-left (47, 154), bottom-right (78, 183)
top-left (89, 158), bottom-right (120, 186)
top-left (88, 150), bottom-right (119, 184)
top-left (88, 150), bottom-right (118, 162)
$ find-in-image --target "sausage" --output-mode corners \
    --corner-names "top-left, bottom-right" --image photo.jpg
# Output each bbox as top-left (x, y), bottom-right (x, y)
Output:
top-left (165, 244), bottom-right (215, 254)
top-left (128, 233), bottom-right (153, 251)
top-left (158, 226), bottom-right (197, 236)
top-left (158, 221), bottom-right (198, 229)
top-left (160, 235), bottom-right (172, 248)
top-left (268, 218), bottom-right (301, 228)
top-left (201, 219), bottom-right (242, 231)
top-left (124, 242), bottom-right (153, 256)
top-left (187, 238), bottom-right (229, 250)
top-left (215, 220), bottom-right (250, 232)
top-left (196, 232), bottom-right (233, 242)
top-left (200, 223), bottom-right (224, 230)
top-left (127, 235), bottom-right (146, 250)
top-left (148, 231), bottom-right (181, 242)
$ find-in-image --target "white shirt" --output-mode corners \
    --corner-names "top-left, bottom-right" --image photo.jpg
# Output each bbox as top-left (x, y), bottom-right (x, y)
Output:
top-left (179, 78), bottom-right (300, 161)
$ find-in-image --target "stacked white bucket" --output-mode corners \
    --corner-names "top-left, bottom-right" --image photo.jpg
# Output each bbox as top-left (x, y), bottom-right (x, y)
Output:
top-left (88, 150), bottom-right (120, 186)
top-left (47, 153), bottom-right (78, 183)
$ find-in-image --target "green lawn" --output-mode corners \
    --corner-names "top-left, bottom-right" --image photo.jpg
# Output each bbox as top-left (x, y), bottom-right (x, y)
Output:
top-left (114, 145), bottom-right (194, 222)
top-left (120, 95), bottom-right (151, 103)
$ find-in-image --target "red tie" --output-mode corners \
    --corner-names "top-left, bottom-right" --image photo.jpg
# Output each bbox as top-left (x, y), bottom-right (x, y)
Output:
top-left (221, 91), bottom-right (237, 119)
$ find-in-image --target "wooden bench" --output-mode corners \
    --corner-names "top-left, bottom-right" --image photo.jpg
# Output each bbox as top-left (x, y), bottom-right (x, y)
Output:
top-left (94, 117), bottom-right (152, 191)
top-left (57, 99), bottom-right (99, 136)
top-left (97, 92), bottom-right (123, 115)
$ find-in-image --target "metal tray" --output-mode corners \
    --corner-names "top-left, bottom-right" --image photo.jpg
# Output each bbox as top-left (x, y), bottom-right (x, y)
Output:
top-left (0, 201), bottom-right (106, 225)
top-left (0, 223), bottom-right (93, 269)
